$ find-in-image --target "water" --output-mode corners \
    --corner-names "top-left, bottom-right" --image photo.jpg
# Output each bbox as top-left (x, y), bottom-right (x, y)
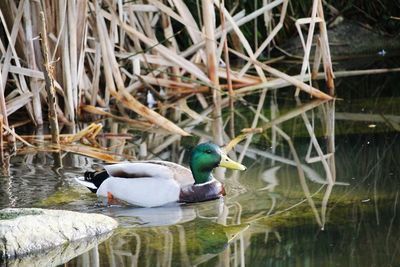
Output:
top-left (1, 70), bottom-right (400, 266)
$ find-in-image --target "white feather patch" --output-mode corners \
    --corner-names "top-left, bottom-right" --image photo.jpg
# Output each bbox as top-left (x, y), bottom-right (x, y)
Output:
top-left (74, 177), bottom-right (98, 189)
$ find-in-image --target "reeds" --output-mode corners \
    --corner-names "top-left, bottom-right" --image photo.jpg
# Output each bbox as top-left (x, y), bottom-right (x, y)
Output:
top-left (0, 0), bottom-right (338, 159)
top-left (4, 0), bottom-right (390, 236)
top-left (0, 2), bottom-right (376, 216)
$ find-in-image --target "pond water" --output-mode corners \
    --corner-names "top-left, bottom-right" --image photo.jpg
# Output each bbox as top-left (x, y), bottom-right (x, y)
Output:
top-left (1, 62), bottom-right (400, 266)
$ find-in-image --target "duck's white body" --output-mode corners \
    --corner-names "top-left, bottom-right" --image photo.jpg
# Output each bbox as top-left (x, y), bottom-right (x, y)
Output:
top-left (97, 177), bottom-right (181, 207)
top-left (76, 161), bottom-right (199, 207)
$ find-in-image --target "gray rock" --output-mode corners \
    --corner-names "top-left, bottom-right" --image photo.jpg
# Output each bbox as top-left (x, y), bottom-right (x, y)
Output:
top-left (3, 233), bottom-right (111, 267)
top-left (0, 208), bottom-right (118, 260)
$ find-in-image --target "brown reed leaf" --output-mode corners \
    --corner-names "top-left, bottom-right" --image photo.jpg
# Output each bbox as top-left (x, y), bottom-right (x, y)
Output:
top-left (60, 144), bottom-right (120, 163)
top-left (80, 105), bottom-right (157, 131)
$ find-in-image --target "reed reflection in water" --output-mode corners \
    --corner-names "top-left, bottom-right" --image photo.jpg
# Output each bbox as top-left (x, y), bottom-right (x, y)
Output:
top-left (62, 100), bottom-right (356, 267)
top-left (1, 97), bottom-right (399, 266)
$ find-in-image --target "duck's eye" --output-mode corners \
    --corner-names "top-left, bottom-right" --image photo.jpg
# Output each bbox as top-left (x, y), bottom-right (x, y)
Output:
top-left (205, 149), bottom-right (212, 154)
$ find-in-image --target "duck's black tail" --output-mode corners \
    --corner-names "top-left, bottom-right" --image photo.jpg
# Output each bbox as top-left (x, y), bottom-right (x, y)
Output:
top-left (75, 170), bottom-right (109, 193)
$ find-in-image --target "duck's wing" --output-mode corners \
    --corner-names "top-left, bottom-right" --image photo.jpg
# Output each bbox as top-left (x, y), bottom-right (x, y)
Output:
top-left (104, 161), bottom-right (194, 187)
top-left (143, 160), bottom-right (194, 186)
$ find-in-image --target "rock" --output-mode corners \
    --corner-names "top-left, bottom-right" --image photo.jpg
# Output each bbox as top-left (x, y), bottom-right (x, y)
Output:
top-left (0, 208), bottom-right (118, 260)
top-left (3, 232), bottom-right (112, 267)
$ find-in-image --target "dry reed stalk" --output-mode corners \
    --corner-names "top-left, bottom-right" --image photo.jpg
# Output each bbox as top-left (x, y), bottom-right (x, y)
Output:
top-left (117, 18), bottom-right (210, 84)
top-left (230, 49), bottom-right (333, 100)
top-left (80, 105), bottom-right (160, 131)
top-left (150, 134), bottom-right (182, 156)
top-left (238, 0), bottom-right (289, 77)
top-left (177, 99), bottom-right (209, 122)
top-left (331, 68), bottom-right (400, 77)
top-left (216, 2), bottom-right (268, 83)
top-left (159, 0), bottom-right (181, 92)
top-left (2, 124), bottom-right (34, 147)
top-left (6, 93), bottom-right (34, 116)
top-left (335, 113), bottom-right (400, 124)
top-left (90, 44), bottom-right (101, 106)
top-left (225, 99), bottom-right (326, 152)
top-left (120, 9), bottom-right (241, 93)
top-left (236, 67), bottom-right (400, 95)
top-left (261, 99), bottom-right (327, 130)
top-left (219, 0), bottom-right (235, 138)
top-left (67, 0), bottom-right (78, 122)
top-left (64, 122), bottom-right (102, 145)
top-left (96, 6), bottom-right (190, 136)
top-left (60, 144), bottom-right (120, 163)
top-left (0, 1), bottom-right (35, 123)
top-left (114, 126), bottom-right (128, 155)
top-left (178, 97), bottom-right (231, 141)
top-left (95, 1), bottom-right (115, 107)
top-left (217, 69), bottom-right (261, 84)
top-left (182, 0), bottom-right (283, 61)
top-left (312, 38), bottom-right (322, 79)
top-left (7, 66), bottom-right (45, 79)
top-left (238, 88), bottom-right (267, 163)
top-left (139, 76), bottom-right (199, 90)
top-left (241, 143), bottom-right (348, 187)
top-left (203, 0), bottom-right (224, 146)
top-left (294, 0), bottom-right (335, 96)
top-left (294, 1), bottom-right (320, 96)
top-left (58, 0), bottom-right (74, 122)
top-left (317, 0), bottom-right (335, 94)
top-left (172, 0), bottom-right (206, 62)
top-left (320, 183), bottom-right (333, 229)
top-left (23, 0), bottom-right (43, 125)
top-left (0, 68), bottom-right (9, 134)
top-left (109, 121), bottom-right (119, 149)
top-left (39, 10), bottom-right (60, 147)
top-left (325, 101), bottom-right (336, 183)
top-left (296, 99), bottom-right (334, 184)
top-left (149, 0), bottom-right (203, 39)
top-left (273, 124), bottom-right (323, 227)
top-left (0, 114), bottom-right (3, 161)
top-left (215, 30), bottom-right (227, 66)
top-left (267, 94), bottom-right (277, 164)
top-left (132, 54), bottom-right (179, 67)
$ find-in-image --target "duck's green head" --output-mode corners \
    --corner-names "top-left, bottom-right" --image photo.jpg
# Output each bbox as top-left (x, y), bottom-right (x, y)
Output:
top-left (190, 143), bottom-right (246, 184)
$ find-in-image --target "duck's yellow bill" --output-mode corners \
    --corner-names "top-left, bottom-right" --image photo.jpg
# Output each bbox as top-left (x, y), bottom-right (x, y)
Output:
top-left (219, 152), bottom-right (247, 171)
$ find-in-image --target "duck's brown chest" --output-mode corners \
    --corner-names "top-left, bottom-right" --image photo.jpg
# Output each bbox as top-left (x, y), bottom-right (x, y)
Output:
top-left (179, 180), bottom-right (225, 203)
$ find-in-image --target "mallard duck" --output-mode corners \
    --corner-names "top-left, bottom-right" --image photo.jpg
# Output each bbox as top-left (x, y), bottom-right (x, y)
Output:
top-left (75, 143), bottom-right (246, 207)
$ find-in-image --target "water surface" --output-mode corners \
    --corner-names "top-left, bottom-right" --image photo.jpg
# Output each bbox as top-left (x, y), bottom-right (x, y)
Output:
top-left (1, 70), bottom-right (399, 266)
